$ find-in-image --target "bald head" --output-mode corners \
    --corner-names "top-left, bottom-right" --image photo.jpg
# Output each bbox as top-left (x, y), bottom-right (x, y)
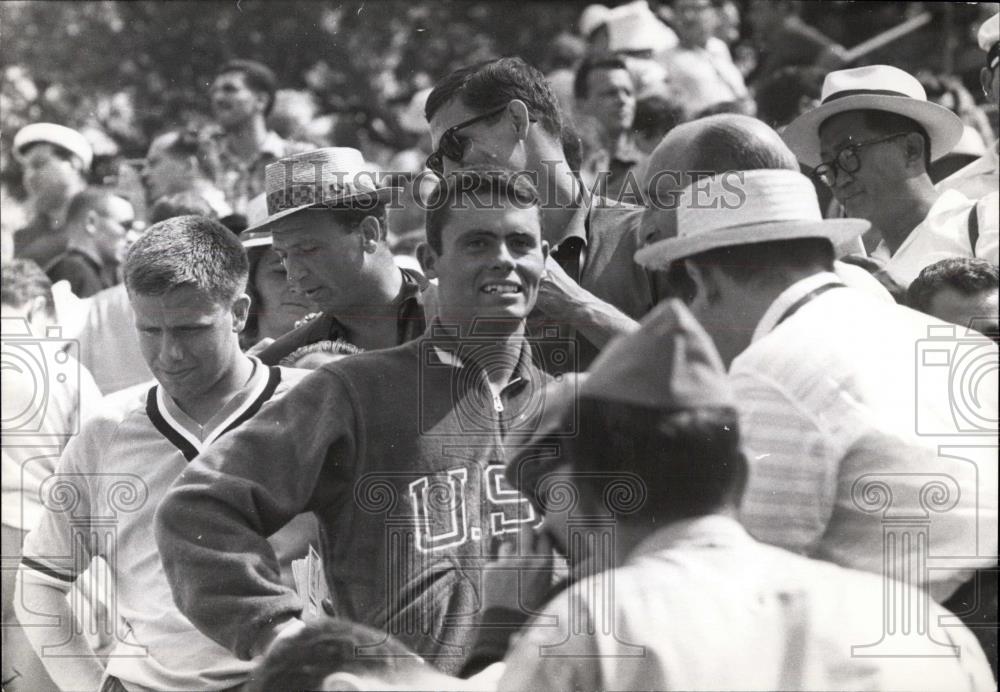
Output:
top-left (641, 114), bottom-right (798, 243)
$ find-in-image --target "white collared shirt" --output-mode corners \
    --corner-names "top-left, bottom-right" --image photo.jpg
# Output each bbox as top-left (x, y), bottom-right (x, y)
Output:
top-left (936, 141), bottom-right (999, 201)
top-left (499, 515), bottom-right (994, 691)
top-left (732, 272), bottom-right (998, 603)
top-left (871, 189), bottom-right (999, 287)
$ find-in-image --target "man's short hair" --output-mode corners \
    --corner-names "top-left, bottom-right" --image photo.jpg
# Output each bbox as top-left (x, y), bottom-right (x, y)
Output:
top-left (159, 129), bottom-right (217, 180)
top-left (1, 259), bottom-right (54, 315)
top-left (685, 115), bottom-right (800, 172)
top-left (907, 257), bottom-right (1000, 313)
top-left (124, 215), bottom-right (248, 305)
top-left (633, 95), bottom-right (685, 142)
top-left (216, 59), bottom-right (278, 117)
top-left (245, 619), bottom-right (424, 692)
top-left (573, 55), bottom-right (630, 100)
top-left (148, 192), bottom-right (218, 224)
top-left (425, 57), bottom-right (563, 137)
top-left (556, 398), bottom-right (746, 522)
top-left (755, 66), bottom-right (826, 129)
top-left (65, 189), bottom-right (126, 230)
top-left (685, 237), bottom-right (835, 285)
top-left (423, 171), bottom-right (543, 255)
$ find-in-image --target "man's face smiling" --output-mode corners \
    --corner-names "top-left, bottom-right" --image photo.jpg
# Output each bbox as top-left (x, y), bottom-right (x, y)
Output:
top-left (818, 111), bottom-right (906, 223)
top-left (428, 100), bottom-right (521, 176)
top-left (425, 204), bottom-right (548, 328)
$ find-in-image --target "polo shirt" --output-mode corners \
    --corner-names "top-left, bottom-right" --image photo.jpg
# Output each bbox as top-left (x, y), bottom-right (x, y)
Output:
top-left (871, 189), bottom-right (999, 287)
top-left (257, 267), bottom-right (428, 366)
top-left (732, 272), bottom-right (998, 603)
top-left (14, 214), bottom-right (68, 270)
top-left (19, 358), bottom-right (314, 691)
top-left (498, 516), bottom-right (994, 691)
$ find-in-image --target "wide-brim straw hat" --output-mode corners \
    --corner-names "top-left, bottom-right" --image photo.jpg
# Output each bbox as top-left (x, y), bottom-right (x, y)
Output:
top-left (781, 65), bottom-right (964, 168)
top-left (244, 147), bottom-right (401, 233)
top-left (635, 169), bottom-right (869, 269)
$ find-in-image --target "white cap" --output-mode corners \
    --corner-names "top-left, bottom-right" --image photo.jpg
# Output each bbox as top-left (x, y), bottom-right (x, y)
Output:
top-left (579, 4), bottom-right (610, 37)
top-left (13, 123), bottom-right (93, 170)
top-left (604, 0), bottom-right (678, 53)
top-left (978, 12), bottom-right (998, 53)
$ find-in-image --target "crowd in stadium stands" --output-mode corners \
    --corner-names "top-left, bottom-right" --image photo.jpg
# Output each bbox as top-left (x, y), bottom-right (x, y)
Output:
top-left (2, 2), bottom-right (998, 691)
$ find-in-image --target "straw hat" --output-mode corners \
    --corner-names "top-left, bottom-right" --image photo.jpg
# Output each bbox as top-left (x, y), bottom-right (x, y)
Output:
top-left (781, 65), bottom-right (964, 168)
top-left (634, 169), bottom-right (869, 269)
top-left (244, 147), bottom-right (400, 233)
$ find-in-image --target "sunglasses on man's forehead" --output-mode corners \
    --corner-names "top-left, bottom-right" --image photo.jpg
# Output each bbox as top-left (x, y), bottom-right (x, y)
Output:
top-left (425, 103), bottom-right (509, 176)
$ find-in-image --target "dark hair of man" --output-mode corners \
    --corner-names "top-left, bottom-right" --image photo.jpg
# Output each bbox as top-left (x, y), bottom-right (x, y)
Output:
top-left (755, 66), bottom-right (826, 129)
top-left (425, 57), bottom-right (563, 137)
top-left (244, 619), bottom-right (425, 692)
top-left (561, 122), bottom-right (584, 172)
top-left (685, 237), bottom-right (835, 285)
top-left (423, 171), bottom-right (543, 255)
top-left (1, 259), bottom-right (54, 316)
top-left (217, 59), bottom-right (279, 117)
top-left (64, 189), bottom-right (122, 228)
top-left (573, 55), bottom-right (630, 100)
top-left (559, 397), bottom-right (746, 522)
top-left (633, 95), bottom-right (686, 141)
top-left (907, 257), bottom-right (1000, 313)
top-left (148, 191), bottom-right (217, 225)
top-left (161, 129), bottom-right (218, 180)
top-left (125, 215), bottom-right (248, 306)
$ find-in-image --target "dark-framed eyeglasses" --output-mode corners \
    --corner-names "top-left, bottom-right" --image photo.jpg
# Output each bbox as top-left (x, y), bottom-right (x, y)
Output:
top-left (425, 104), bottom-right (509, 176)
top-left (813, 132), bottom-right (909, 187)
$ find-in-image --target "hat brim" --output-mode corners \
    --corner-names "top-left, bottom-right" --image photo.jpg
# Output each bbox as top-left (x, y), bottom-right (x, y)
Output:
top-left (634, 218), bottom-right (870, 270)
top-left (781, 95), bottom-right (964, 168)
top-left (243, 186), bottom-right (401, 234)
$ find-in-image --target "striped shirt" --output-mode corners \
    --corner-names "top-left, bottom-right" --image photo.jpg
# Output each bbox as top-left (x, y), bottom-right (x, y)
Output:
top-left (19, 358), bottom-right (315, 692)
top-left (733, 272), bottom-right (999, 603)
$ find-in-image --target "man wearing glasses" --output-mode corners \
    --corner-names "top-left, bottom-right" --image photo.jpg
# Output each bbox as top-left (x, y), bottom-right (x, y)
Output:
top-left (424, 57), bottom-right (666, 368)
top-left (782, 64), bottom-right (998, 288)
top-left (45, 189), bottom-right (136, 298)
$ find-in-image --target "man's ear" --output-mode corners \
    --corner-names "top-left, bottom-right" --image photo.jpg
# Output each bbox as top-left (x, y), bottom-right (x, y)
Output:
top-left (320, 672), bottom-right (366, 691)
top-left (232, 293), bottom-right (252, 333)
top-left (25, 295), bottom-right (50, 332)
top-left (416, 241), bottom-right (438, 280)
top-left (981, 67), bottom-right (993, 100)
top-left (359, 216), bottom-right (382, 253)
top-left (683, 258), bottom-right (717, 303)
top-left (541, 239), bottom-right (550, 263)
top-left (85, 210), bottom-right (100, 236)
top-left (508, 99), bottom-right (531, 141)
top-left (902, 132), bottom-right (928, 168)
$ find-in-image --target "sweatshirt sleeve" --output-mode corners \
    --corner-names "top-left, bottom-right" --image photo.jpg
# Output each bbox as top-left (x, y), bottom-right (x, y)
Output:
top-left (154, 366), bottom-right (358, 659)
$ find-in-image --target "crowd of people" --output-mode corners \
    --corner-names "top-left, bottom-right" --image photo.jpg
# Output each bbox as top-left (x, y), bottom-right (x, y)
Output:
top-left (2, 2), bottom-right (999, 691)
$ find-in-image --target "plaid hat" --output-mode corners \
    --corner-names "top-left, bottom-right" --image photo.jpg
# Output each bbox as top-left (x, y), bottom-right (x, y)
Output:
top-left (506, 299), bottom-right (733, 501)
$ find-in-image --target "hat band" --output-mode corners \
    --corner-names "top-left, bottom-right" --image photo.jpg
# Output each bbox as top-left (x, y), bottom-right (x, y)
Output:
top-left (266, 181), bottom-right (378, 214)
top-left (822, 88), bottom-right (913, 104)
